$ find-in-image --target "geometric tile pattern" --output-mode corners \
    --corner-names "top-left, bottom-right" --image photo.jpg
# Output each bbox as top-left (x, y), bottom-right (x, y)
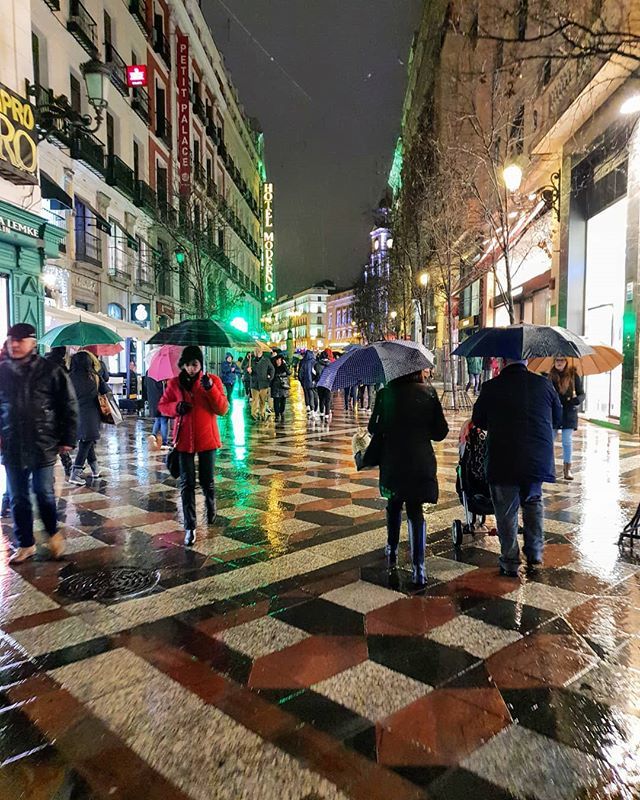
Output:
top-left (1, 387), bottom-right (640, 799)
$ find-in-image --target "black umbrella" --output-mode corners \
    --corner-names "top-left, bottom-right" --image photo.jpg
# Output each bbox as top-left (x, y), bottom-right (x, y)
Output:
top-left (147, 318), bottom-right (234, 347)
top-left (452, 324), bottom-right (594, 360)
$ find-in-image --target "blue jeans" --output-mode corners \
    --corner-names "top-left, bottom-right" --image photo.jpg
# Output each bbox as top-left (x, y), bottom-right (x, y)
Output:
top-left (490, 483), bottom-right (544, 570)
top-left (152, 416), bottom-right (169, 445)
top-left (5, 465), bottom-right (57, 548)
top-left (556, 428), bottom-right (573, 463)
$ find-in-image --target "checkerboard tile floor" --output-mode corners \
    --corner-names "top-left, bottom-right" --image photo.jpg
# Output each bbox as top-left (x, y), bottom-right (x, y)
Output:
top-left (1, 387), bottom-right (639, 799)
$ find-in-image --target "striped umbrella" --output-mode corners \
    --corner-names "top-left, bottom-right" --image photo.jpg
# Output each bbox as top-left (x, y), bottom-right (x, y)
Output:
top-left (317, 340), bottom-right (435, 391)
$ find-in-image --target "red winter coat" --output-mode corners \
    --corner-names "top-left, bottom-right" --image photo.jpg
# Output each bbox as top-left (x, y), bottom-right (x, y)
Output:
top-left (158, 372), bottom-right (229, 453)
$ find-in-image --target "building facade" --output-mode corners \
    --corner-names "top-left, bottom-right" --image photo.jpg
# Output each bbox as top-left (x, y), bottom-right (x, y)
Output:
top-left (1, 0), bottom-right (271, 367)
top-left (270, 282), bottom-right (336, 352)
top-left (326, 290), bottom-right (359, 349)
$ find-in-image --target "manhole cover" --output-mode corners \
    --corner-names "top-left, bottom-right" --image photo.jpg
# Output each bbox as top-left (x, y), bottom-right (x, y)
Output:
top-left (57, 566), bottom-right (160, 602)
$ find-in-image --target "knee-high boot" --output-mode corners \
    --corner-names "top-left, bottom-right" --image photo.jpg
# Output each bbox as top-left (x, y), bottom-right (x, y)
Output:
top-left (385, 507), bottom-right (402, 565)
top-left (408, 519), bottom-right (426, 584)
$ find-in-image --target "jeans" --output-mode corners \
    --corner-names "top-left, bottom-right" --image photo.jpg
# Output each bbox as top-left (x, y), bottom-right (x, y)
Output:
top-left (224, 382), bottom-right (234, 402)
top-left (556, 428), bottom-right (573, 463)
top-left (251, 388), bottom-right (270, 418)
top-left (273, 396), bottom-right (286, 415)
top-left (343, 386), bottom-right (356, 410)
top-left (303, 386), bottom-right (318, 411)
top-left (317, 387), bottom-right (332, 416)
top-left (74, 439), bottom-right (97, 469)
top-left (152, 416), bottom-right (169, 445)
top-left (466, 373), bottom-right (481, 393)
top-left (490, 483), bottom-right (544, 570)
top-left (178, 449), bottom-right (216, 530)
top-left (5, 465), bottom-right (57, 548)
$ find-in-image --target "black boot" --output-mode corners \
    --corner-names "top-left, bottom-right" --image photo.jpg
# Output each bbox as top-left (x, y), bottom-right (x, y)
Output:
top-left (385, 506), bottom-right (402, 566)
top-left (204, 486), bottom-right (217, 525)
top-left (1, 493), bottom-right (10, 518)
top-left (184, 529), bottom-right (196, 546)
top-left (408, 519), bottom-right (426, 584)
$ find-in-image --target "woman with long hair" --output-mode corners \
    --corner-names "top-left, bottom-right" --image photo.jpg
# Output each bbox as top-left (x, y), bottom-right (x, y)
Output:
top-left (368, 370), bottom-right (449, 584)
top-left (158, 346), bottom-right (229, 546)
top-left (68, 351), bottom-right (110, 485)
top-left (549, 356), bottom-right (585, 481)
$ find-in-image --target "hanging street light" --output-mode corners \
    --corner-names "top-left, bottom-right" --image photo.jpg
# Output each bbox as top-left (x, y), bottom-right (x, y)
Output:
top-left (503, 163), bottom-right (523, 193)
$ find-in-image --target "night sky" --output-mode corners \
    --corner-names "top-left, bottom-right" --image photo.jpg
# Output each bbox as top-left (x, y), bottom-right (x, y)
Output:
top-left (202, 0), bottom-right (423, 297)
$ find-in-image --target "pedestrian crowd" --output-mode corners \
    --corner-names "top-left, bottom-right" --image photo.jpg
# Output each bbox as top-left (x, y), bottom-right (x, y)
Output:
top-left (0, 322), bottom-right (587, 591)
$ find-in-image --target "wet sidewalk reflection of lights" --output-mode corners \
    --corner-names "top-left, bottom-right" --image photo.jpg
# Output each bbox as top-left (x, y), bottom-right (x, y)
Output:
top-left (229, 397), bottom-right (247, 462)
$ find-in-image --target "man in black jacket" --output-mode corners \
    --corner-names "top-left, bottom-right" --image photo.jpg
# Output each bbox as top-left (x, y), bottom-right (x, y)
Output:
top-left (0, 324), bottom-right (78, 563)
top-left (472, 359), bottom-right (562, 576)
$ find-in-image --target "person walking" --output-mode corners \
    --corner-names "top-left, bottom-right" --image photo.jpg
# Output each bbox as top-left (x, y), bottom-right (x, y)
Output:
top-left (343, 385), bottom-right (356, 412)
top-left (220, 352), bottom-right (238, 403)
top-left (549, 356), bottom-right (585, 481)
top-left (247, 346), bottom-right (275, 421)
top-left (299, 350), bottom-right (319, 417)
top-left (44, 347), bottom-right (74, 479)
top-left (240, 354), bottom-right (252, 398)
top-left (465, 356), bottom-right (483, 394)
top-left (68, 352), bottom-right (110, 485)
top-left (472, 358), bottom-right (563, 576)
top-left (270, 354), bottom-right (290, 423)
top-left (0, 323), bottom-right (78, 563)
top-left (145, 373), bottom-right (169, 450)
top-left (315, 350), bottom-right (332, 421)
top-left (158, 346), bottom-right (229, 546)
top-left (368, 371), bottom-right (449, 584)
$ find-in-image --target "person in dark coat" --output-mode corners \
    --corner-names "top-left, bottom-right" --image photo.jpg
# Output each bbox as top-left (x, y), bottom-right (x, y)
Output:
top-left (68, 351), bottom-right (109, 485)
top-left (315, 350), bottom-right (332, 421)
top-left (270, 354), bottom-right (291, 423)
top-left (472, 359), bottom-right (563, 576)
top-left (0, 323), bottom-right (78, 563)
top-left (298, 350), bottom-right (319, 417)
top-left (548, 357), bottom-right (585, 481)
top-left (368, 371), bottom-right (449, 584)
top-left (220, 352), bottom-right (238, 402)
top-left (45, 347), bottom-right (73, 478)
top-left (145, 374), bottom-right (168, 449)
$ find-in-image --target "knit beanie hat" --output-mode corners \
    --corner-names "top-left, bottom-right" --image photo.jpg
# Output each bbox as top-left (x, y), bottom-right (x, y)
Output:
top-left (178, 345), bottom-right (204, 368)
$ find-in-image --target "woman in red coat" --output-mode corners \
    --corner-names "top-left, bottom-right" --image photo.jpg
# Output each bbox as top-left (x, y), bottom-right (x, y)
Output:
top-left (158, 345), bottom-right (229, 545)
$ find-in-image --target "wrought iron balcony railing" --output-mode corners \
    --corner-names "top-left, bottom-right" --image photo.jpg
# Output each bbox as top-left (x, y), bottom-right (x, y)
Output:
top-left (68, 0), bottom-right (98, 57)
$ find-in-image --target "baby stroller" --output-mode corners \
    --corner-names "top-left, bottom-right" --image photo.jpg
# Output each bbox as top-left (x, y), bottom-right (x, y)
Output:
top-left (452, 422), bottom-right (494, 546)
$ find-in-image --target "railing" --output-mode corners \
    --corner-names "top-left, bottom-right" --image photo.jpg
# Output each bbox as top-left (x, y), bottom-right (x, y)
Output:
top-left (153, 30), bottom-right (171, 68)
top-left (76, 227), bottom-right (102, 266)
top-left (43, 0), bottom-right (60, 10)
top-left (156, 116), bottom-right (172, 149)
top-left (131, 86), bottom-right (150, 123)
top-left (70, 129), bottom-right (105, 176)
top-left (135, 180), bottom-right (156, 212)
top-left (32, 85), bottom-right (73, 146)
top-left (193, 96), bottom-right (206, 124)
top-left (193, 162), bottom-right (205, 185)
top-left (68, 0), bottom-right (98, 57)
top-left (206, 120), bottom-right (219, 144)
top-left (136, 261), bottom-right (154, 286)
top-left (105, 43), bottom-right (128, 96)
top-left (106, 154), bottom-right (135, 198)
top-left (129, 0), bottom-right (149, 32)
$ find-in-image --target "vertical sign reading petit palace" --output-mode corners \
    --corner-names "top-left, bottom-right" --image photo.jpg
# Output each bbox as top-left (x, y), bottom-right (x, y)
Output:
top-left (262, 182), bottom-right (275, 303)
top-left (176, 34), bottom-right (191, 196)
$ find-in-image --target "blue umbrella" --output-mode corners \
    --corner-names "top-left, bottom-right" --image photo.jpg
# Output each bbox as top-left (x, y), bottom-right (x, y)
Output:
top-left (452, 324), bottom-right (593, 360)
top-left (317, 340), bottom-right (435, 391)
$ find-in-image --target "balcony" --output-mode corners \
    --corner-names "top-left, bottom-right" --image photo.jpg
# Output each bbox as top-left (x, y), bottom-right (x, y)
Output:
top-left (106, 154), bottom-right (135, 199)
top-left (70, 130), bottom-right (105, 176)
top-left (206, 178), bottom-right (218, 201)
top-left (32, 85), bottom-right (73, 147)
top-left (131, 87), bottom-right (150, 123)
top-left (129, 0), bottom-right (149, 33)
top-left (76, 228), bottom-right (102, 267)
top-left (43, 0), bottom-right (60, 10)
top-left (192, 96), bottom-right (206, 125)
top-left (135, 180), bottom-right (156, 213)
top-left (68, 0), bottom-right (98, 57)
top-left (206, 120), bottom-right (219, 145)
top-left (157, 200), bottom-right (177, 226)
top-left (105, 43), bottom-right (128, 96)
top-left (156, 117), bottom-right (172, 150)
top-left (136, 264), bottom-right (154, 287)
top-left (193, 162), bottom-right (205, 186)
top-left (153, 30), bottom-right (171, 69)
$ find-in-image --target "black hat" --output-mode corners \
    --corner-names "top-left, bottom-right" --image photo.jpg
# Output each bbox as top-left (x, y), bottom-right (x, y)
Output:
top-left (178, 345), bottom-right (204, 368)
top-left (7, 323), bottom-right (36, 340)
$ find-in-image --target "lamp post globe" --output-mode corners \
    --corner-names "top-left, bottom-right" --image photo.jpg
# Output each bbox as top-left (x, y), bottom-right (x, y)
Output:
top-left (80, 59), bottom-right (111, 110)
top-left (503, 163), bottom-right (523, 193)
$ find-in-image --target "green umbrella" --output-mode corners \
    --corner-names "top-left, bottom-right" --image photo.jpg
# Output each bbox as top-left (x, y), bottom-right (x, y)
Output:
top-left (40, 322), bottom-right (123, 348)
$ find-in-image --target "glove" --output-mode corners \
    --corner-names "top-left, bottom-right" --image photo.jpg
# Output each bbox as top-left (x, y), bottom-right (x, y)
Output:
top-left (176, 401), bottom-right (193, 416)
top-left (570, 397), bottom-right (581, 406)
top-left (201, 374), bottom-right (213, 391)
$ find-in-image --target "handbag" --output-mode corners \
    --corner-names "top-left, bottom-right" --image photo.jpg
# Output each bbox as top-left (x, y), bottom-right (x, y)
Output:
top-left (352, 428), bottom-right (382, 471)
top-left (98, 392), bottom-right (123, 426)
top-left (165, 401), bottom-right (184, 478)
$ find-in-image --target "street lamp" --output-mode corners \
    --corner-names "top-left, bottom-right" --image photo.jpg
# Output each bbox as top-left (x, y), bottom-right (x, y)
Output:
top-left (28, 58), bottom-right (111, 141)
top-left (620, 95), bottom-right (640, 115)
top-left (389, 310), bottom-right (397, 320)
top-left (503, 163), bottom-right (523, 193)
top-left (419, 272), bottom-right (429, 287)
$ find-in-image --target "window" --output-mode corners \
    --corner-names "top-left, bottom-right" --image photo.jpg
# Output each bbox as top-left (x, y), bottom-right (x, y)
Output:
top-left (193, 138), bottom-right (200, 169)
top-left (106, 113), bottom-right (115, 157)
top-left (70, 73), bottom-right (81, 115)
top-left (74, 198), bottom-right (102, 266)
top-left (133, 141), bottom-right (140, 181)
top-left (157, 240), bottom-right (172, 296)
top-left (542, 58), bottom-right (552, 86)
top-left (107, 303), bottom-right (124, 319)
top-left (32, 32), bottom-right (41, 88)
top-left (103, 11), bottom-right (112, 45)
top-left (156, 84), bottom-right (166, 131)
top-left (156, 163), bottom-right (168, 203)
top-left (516, 0), bottom-right (528, 41)
top-left (108, 219), bottom-right (130, 277)
top-left (137, 237), bottom-right (152, 283)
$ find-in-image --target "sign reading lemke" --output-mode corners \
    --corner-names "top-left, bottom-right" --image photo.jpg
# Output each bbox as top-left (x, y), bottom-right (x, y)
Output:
top-left (0, 84), bottom-right (38, 185)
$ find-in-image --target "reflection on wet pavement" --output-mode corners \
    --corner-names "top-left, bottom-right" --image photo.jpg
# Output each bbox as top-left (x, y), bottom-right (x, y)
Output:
top-left (1, 386), bottom-right (639, 800)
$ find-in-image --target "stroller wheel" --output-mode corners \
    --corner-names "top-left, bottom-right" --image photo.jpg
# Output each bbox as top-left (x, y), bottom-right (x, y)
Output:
top-left (452, 520), bottom-right (464, 547)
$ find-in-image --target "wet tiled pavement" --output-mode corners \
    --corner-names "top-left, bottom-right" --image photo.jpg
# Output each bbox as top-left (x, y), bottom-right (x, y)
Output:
top-left (1, 386), bottom-right (640, 799)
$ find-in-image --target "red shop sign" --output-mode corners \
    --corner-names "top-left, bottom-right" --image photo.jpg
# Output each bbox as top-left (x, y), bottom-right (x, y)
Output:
top-left (126, 65), bottom-right (147, 88)
top-left (176, 33), bottom-right (191, 196)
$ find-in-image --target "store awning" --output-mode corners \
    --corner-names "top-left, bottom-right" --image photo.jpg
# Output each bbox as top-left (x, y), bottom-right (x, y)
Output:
top-left (40, 172), bottom-right (73, 210)
top-left (44, 306), bottom-right (153, 342)
top-left (92, 313), bottom-right (154, 342)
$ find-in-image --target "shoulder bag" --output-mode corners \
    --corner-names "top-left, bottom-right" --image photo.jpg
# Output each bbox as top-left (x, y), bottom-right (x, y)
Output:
top-left (98, 392), bottom-right (123, 426)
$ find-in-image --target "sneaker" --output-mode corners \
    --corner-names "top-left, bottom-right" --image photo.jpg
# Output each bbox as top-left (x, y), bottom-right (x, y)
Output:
top-left (68, 470), bottom-right (85, 486)
top-left (8, 545), bottom-right (37, 564)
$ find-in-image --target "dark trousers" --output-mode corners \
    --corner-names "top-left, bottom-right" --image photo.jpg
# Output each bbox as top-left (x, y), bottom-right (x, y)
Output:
top-left (224, 382), bottom-right (234, 402)
top-left (59, 450), bottom-right (73, 476)
top-left (358, 385), bottom-right (372, 409)
top-left (343, 386), bottom-right (356, 409)
top-left (317, 387), bottom-right (332, 416)
top-left (6, 465), bottom-right (57, 548)
top-left (303, 386), bottom-right (318, 411)
top-left (178, 449), bottom-right (216, 530)
top-left (74, 439), bottom-right (97, 469)
top-left (273, 396), bottom-right (286, 415)
top-left (387, 497), bottom-right (424, 529)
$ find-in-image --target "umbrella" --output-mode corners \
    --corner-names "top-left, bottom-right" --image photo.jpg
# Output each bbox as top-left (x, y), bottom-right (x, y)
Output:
top-left (527, 341), bottom-right (623, 376)
top-left (83, 343), bottom-right (123, 357)
top-left (40, 322), bottom-right (123, 348)
top-left (147, 345), bottom-right (183, 381)
top-left (147, 318), bottom-right (234, 347)
top-left (452, 324), bottom-right (594, 360)
top-left (317, 340), bottom-right (435, 391)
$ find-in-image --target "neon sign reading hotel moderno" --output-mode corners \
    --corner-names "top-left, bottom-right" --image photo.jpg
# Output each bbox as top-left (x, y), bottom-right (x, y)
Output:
top-left (263, 183), bottom-right (274, 297)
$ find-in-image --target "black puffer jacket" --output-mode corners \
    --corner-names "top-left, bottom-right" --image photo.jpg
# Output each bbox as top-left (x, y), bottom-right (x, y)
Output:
top-left (0, 354), bottom-right (78, 469)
